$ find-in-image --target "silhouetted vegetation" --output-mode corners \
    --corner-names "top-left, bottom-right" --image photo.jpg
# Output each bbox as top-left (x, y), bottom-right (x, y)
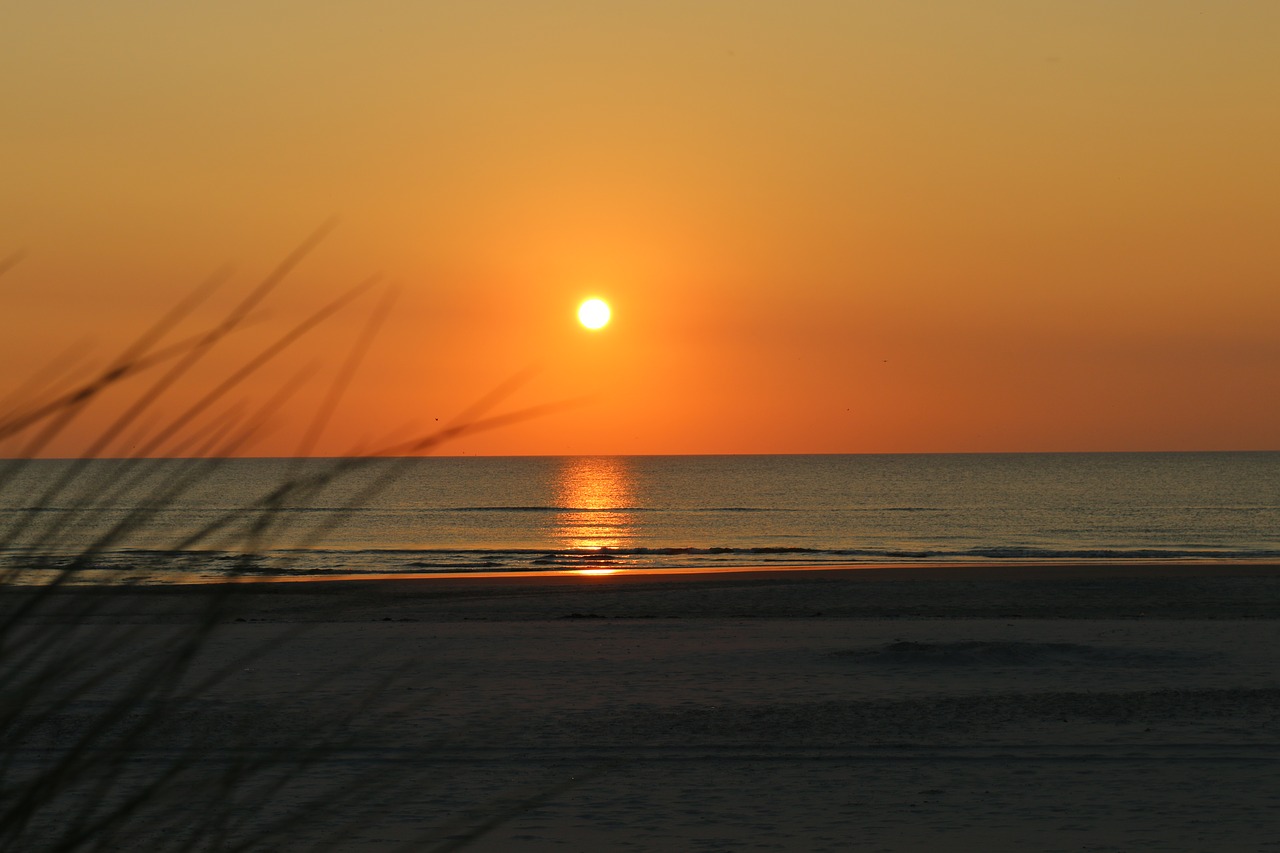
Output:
top-left (0, 234), bottom-right (565, 851)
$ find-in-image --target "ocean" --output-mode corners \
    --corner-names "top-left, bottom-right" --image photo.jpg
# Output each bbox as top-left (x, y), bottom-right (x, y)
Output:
top-left (2, 452), bottom-right (1278, 583)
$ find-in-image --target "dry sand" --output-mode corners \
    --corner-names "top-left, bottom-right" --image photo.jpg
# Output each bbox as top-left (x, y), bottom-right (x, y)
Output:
top-left (6, 563), bottom-right (1280, 851)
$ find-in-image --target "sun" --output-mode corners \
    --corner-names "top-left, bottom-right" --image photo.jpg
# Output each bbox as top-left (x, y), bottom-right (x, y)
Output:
top-left (577, 298), bottom-right (611, 330)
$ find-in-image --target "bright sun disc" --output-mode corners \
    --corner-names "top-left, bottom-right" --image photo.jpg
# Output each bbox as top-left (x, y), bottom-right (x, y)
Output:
top-left (578, 298), bottom-right (611, 329)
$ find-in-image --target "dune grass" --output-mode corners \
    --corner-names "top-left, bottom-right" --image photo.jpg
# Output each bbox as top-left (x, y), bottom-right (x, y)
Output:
top-left (0, 236), bottom-right (567, 851)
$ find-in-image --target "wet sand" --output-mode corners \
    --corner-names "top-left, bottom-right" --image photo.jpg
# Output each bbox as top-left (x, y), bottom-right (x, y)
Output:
top-left (7, 562), bottom-right (1280, 851)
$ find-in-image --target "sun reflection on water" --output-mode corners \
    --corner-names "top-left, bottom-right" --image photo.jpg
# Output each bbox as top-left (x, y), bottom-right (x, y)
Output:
top-left (551, 456), bottom-right (637, 570)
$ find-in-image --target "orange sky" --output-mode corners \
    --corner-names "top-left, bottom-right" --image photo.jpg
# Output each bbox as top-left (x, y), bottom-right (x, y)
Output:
top-left (2, 2), bottom-right (1278, 456)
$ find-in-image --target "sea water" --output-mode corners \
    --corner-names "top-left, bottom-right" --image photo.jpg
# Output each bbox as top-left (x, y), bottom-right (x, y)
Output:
top-left (1, 452), bottom-right (1278, 582)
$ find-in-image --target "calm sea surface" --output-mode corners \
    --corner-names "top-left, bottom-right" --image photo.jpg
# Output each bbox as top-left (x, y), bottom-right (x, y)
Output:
top-left (2, 453), bottom-right (1278, 582)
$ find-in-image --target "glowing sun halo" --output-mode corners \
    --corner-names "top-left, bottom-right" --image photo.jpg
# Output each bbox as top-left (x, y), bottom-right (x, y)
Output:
top-left (578, 298), bottom-right (611, 330)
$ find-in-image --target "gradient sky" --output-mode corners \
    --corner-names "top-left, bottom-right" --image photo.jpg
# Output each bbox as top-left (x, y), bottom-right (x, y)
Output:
top-left (3, 1), bottom-right (1278, 456)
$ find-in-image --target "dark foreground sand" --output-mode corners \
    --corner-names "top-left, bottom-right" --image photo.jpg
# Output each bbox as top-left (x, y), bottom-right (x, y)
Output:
top-left (6, 563), bottom-right (1280, 851)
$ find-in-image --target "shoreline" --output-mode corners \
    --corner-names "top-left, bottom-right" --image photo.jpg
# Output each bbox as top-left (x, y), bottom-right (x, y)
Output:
top-left (10, 559), bottom-right (1280, 623)
top-left (9, 558), bottom-right (1279, 591)
top-left (245, 557), bottom-right (1280, 584)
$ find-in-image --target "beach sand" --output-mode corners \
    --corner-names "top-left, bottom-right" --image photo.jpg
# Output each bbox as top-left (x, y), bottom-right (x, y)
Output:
top-left (6, 563), bottom-right (1280, 851)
